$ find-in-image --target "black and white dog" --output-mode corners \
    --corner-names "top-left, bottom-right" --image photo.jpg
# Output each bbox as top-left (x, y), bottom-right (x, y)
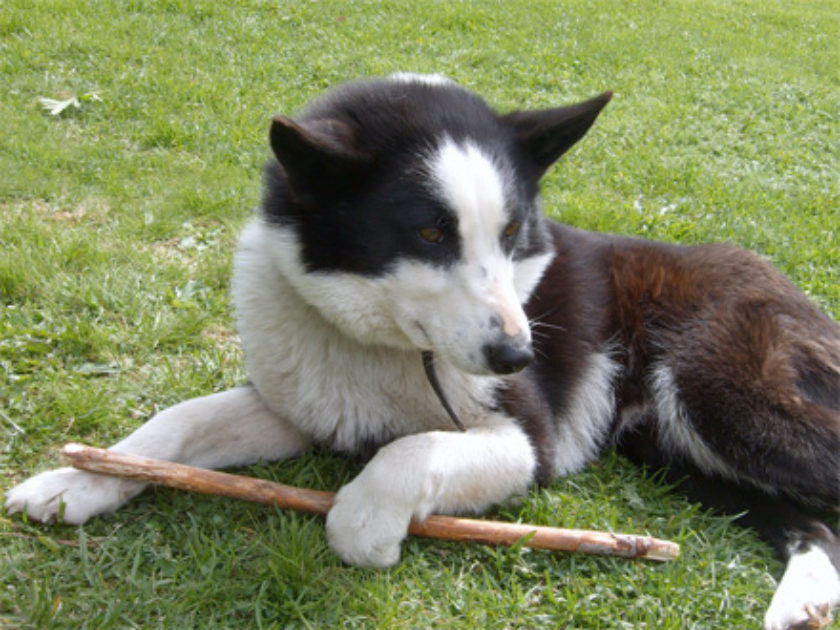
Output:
top-left (7, 74), bottom-right (839, 629)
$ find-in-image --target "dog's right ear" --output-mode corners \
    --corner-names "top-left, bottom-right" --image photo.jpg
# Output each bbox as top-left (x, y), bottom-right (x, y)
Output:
top-left (269, 115), bottom-right (369, 191)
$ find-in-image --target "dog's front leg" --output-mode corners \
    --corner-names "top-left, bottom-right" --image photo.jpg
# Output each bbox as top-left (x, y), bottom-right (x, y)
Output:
top-left (6, 385), bottom-right (308, 523)
top-left (325, 415), bottom-right (536, 567)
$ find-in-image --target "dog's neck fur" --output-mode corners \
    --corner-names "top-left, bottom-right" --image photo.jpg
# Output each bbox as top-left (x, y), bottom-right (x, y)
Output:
top-left (231, 219), bottom-right (505, 453)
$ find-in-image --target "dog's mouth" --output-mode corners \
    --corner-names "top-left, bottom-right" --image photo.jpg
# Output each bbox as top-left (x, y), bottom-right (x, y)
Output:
top-left (414, 322), bottom-right (533, 431)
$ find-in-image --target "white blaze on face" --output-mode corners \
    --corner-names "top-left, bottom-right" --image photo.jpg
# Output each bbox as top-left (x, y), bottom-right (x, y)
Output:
top-left (417, 137), bottom-right (531, 371)
top-left (429, 138), bottom-right (528, 336)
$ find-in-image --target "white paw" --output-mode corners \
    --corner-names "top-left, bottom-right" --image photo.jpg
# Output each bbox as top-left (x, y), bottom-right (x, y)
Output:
top-left (5, 467), bottom-right (145, 524)
top-left (764, 602), bottom-right (832, 630)
top-left (325, 476), bottom-right (415, 568)
top-left (764, 546), bottom-right (840, 630)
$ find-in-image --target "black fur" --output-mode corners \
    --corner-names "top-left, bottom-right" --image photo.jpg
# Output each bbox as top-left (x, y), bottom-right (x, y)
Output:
top-left (520, 222), bottom-right (840, 569)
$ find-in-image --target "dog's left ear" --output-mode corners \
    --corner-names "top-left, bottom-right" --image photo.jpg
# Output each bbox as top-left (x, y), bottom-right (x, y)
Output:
top-left (502, 91), bottom-right (613, 176)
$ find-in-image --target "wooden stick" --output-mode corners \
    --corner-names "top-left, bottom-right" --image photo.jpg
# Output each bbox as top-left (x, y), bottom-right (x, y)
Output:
top-left (60, 443), bottom-right (680, 562)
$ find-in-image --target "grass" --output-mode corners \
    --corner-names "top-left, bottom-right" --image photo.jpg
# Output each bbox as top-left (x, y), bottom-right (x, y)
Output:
top-left (1, 0), bottom-right (838, 628)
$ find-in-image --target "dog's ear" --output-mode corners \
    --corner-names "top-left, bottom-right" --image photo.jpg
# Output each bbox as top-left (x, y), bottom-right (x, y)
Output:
top-left (269, 115), bottom-right (369, 190)
top-left (502, 91), bottom-right (612, 176)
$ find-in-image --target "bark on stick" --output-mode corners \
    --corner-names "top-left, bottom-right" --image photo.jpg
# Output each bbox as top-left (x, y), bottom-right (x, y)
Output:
top-left (60, 443), bottom-right (680, 562)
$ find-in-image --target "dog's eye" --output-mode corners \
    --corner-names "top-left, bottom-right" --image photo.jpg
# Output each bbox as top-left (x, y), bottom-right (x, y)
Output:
top-left (503, 220), bottom-right (521, 239)
top-left (419, 227), bottom-right (445, 243)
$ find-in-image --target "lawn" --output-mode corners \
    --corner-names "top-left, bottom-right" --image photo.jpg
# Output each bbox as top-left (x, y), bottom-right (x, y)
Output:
top-left (2, 0), bottom-right (838, 628)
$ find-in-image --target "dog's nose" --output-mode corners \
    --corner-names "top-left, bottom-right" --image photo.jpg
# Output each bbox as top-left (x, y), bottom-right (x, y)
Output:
top-left (482, 340), bottom-right (534, 374)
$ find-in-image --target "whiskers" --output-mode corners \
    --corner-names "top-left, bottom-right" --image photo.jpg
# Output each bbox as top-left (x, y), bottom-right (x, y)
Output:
top-left (528, 312), bottom-right (566, 360)
top-left (529, 314), bottom-right (567, 335)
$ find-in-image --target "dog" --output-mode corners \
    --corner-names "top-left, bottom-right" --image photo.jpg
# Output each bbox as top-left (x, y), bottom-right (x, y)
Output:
top-left (6, 74), bottom-right (839, 630)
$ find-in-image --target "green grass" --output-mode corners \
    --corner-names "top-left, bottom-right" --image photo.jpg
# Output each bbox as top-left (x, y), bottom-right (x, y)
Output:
top-left (2, 0), bottom-right (838, 628)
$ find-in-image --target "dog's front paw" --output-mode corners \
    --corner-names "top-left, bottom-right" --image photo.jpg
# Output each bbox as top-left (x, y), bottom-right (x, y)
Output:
top-left (325, 478), bottom-right (413, 568)
top-left (764, 546), bottom-right (840, 630)
top-left (5, 467), bottom-right (144, 524)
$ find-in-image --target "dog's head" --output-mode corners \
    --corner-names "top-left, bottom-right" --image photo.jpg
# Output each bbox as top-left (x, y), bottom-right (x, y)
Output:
top-left (263, 74), bottom-right (610, 376)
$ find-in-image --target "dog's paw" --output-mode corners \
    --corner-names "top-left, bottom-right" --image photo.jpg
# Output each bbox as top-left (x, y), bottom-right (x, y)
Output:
top-left (5, 467), bottom-right (144, 524)
top-left (325, 477), bottom-right (414, 568)
top-left (764, 546), bottom-right (840, 630)
top-left (765, 602), bottom-right (832, 630)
